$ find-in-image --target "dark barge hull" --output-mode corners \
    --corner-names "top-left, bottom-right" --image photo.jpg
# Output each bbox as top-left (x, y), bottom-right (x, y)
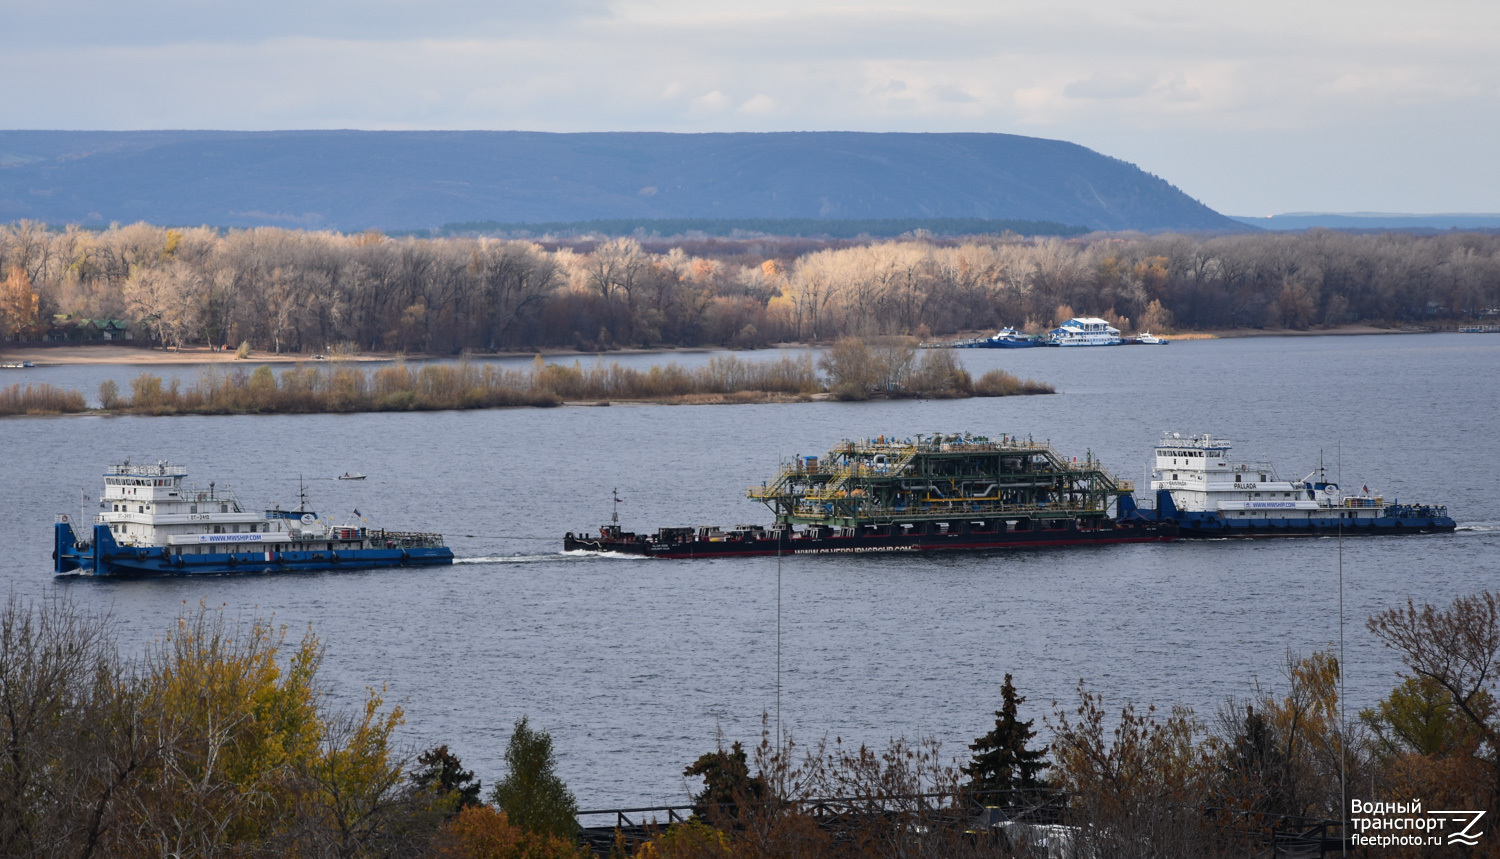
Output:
top-left (565, 521), bottom-right (1175, 558)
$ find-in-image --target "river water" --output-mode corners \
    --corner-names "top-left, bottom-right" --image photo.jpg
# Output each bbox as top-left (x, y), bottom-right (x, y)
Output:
top-left (3, 333), bottom-right (1497, 808)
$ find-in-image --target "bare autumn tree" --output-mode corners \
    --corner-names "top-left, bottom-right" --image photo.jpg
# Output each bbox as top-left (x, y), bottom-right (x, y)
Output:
top-left (0, 266), bottom-right (42, 341)
top-left (0, 596), bottom-right (445, 857)
top-left (1046, 682), bottom-right (1216, 858)
top-left (1369, 591), bottom-right (1500, 813)
top-left (4, 222), bottom-right (1500, 353)
top-left (467, 241), bottom-right (560, 349)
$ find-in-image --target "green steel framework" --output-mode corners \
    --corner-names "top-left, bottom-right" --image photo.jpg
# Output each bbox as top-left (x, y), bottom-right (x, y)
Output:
top-left (746, 434), bottom-right (1135, 528)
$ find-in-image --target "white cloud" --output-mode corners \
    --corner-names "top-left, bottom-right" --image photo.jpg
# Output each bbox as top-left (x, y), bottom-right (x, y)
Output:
top-left (1064, 74), bottom-right (1154, 101)
top-left (690, 90), bottom-right (731, 113)
top-left (738, 94), bottom-right (777, 115)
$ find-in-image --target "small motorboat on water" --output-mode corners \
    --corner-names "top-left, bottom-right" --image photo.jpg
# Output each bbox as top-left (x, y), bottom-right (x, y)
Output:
top-left (338, 473), bottom-right (367, 480)
top-left (1135, 332), bottom-right (1170, 345)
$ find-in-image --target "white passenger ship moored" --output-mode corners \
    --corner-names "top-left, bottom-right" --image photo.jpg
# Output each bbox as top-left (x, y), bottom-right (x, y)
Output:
top-left (1047, 317), bottom-right (1123, 346)
top-left (1148, 433), bottom-right (1454, 537)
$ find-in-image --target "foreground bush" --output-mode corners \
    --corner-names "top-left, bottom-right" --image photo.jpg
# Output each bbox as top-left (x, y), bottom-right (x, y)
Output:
top-left (0, 596), bottom-right (444, 857)
top-left (430, 806), bottom-right (587, 859)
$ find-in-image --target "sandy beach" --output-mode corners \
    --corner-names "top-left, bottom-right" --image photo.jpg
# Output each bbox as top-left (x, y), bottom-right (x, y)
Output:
top-left (0, 345), bottom-right (394, 367)
top-left (0, 325), bottom-right (1439, 366)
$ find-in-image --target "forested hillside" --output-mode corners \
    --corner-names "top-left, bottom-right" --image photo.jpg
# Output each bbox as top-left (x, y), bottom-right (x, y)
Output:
top-left (0, 131), bottom-right (1241, 232)
top-left (1, 223), bottom-right (1496, 353)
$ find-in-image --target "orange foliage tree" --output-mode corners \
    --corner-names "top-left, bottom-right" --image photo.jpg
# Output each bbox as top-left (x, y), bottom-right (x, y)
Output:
top-left (429, 806), bottom-right (585, 859)
top-left (0, 266), bottom-right (42, 341)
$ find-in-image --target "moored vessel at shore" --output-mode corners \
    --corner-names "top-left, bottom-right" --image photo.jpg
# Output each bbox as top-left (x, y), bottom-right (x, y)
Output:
top-left (1148, 433), bottom-right (1455, 537)
top-left (952, 327), bottom-right (1041, 349)
top-left (1047, 317), bottom-right (1123, 346)
top-left (565, 434), bottom-right (1175, 558)
top-left (55, 462), bottom-right (452, 576)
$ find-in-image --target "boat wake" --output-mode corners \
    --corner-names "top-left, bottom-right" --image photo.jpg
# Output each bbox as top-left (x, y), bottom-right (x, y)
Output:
top-left (453, 554), bottom-right (566, 565)
top-left (454, 550), bottom-right (643, 564)
top-left (560, 549), bottom-right (645, 560)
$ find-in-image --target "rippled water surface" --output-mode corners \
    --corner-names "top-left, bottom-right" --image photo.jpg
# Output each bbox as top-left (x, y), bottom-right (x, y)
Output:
top-left (3, 333), bottom-right (1498, 807)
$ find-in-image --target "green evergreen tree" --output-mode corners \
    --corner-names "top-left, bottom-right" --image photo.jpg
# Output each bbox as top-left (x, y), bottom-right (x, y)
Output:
top-left (963, 674), bottom-right (1050, 796)
top-left (490, 717), bottom-right (580, 842)
top-left (683, 740), bottom-right (767, 820)
top-left (412, 744), bottom-right (483, 814)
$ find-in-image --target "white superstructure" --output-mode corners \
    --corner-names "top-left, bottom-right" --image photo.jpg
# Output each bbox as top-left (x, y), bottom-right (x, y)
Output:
top-left (1148, 433), bottom-right (1384, 523)
top-left (1048, 317), bottom-right (1122, 346)
top-left (98, 461), bottom-right (328, 552)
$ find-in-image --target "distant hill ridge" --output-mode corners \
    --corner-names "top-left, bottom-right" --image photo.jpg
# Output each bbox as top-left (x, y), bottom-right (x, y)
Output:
top-left (1234, 212), bottom-right (1500, 232)
top-left (0, 130), bottom-right (1243, 233)
top-left (417, 217), bottom-right (1092, 239)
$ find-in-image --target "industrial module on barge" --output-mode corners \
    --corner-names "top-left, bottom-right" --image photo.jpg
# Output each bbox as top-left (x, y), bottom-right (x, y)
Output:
top-left (564, 434), bottom-right (1176, 558)
top-left (54, 462), bottom-right (452, 576)
top-left (1149, 433), bottom-right (1455, 537)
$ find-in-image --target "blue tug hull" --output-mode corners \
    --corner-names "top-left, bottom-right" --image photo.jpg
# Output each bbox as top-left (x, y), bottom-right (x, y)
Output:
top-left (1154, 490), bottom-right (1456, 538)
top-left (54, 522), bottom-right (453, 577)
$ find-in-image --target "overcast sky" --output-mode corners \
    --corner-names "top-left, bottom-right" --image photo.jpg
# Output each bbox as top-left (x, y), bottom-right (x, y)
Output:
top-left (4, 0), bottom-right (1497, 215)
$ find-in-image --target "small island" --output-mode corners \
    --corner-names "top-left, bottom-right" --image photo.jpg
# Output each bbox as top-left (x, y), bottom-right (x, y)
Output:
top-left (0, 338), bottom-right (1051, 417)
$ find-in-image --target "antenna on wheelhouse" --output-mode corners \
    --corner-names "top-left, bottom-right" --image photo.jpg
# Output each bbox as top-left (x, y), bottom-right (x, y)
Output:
top-left (298, 475), bottom-right (309, 513)
top-left (1338, 440), bottom-right (1348, 856)
top-left (611, 488), bottom-right (619, 524)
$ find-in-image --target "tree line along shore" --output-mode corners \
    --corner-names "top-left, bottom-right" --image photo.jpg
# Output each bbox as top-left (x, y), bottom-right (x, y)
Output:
top-left (0, 340), bottom-right (1051, 417)
top-left (0, 221), bottom-right (1497, 358)
top-left (4, 588), bottom-right (1497, 857)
